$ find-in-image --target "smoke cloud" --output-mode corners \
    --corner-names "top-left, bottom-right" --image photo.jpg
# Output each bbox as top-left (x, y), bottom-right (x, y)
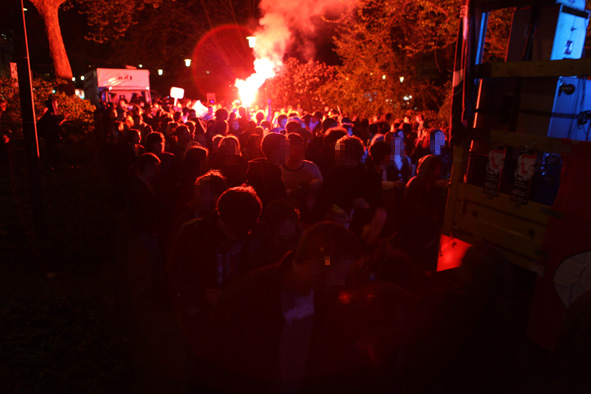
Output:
top-left (235, 0), bottom-right (353, 106)
top-left (254, 0), bottom-right (354, 69)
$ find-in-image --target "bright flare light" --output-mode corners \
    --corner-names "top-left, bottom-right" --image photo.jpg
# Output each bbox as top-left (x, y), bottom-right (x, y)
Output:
top-left (247, 36), bottom-right (257, 48)
top-left (235, 58), bottom-right (276, 107)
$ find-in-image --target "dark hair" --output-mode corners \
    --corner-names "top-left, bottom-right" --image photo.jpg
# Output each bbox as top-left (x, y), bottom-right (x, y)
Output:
top-left (174, 125), bottom-right (190, 138)
top-left (429, 128), bottom-right (446, 143)
top-left (261, 132), bottom-right (286, 159)
top-left (135, 152), bottom-right (160, 174)
top-left (369, 140), bottom-right (391, 164)
top-left (215, 108), bottom-right (229, 121)
top-left (184, 146), bottom-right (208, 176)
top-left (144, 131), bottom-right (164, 149)
top-left (322, 117), bottom-right (339, 132)
top-left (287, 132), bottom-right (304, 146)
top-left (292, 127), bottom-right (311, 143)
top-left (336, 135), bottom-right (365, 163)
top-left (217, 186), bottom-right (262, 237)
top-left (285, 120), bottom-right (301, 134)
top-left (324, 128), bottom-right (347, 146)
top-left (195, 170), bottom-right (228, 198)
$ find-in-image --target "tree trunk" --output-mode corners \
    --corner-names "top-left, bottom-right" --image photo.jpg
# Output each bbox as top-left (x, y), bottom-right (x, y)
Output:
top-left (30, 0), bottom-right (72, 80)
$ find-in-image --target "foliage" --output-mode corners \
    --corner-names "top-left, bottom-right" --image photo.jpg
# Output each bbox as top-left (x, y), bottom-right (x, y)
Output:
top-left (0, 77), bottom-right (95, 137)
top-left (483, 7), bottom-right (514, 63)
top-left (262, 58), bottom-right (336, 112)
top-left (322, 0), bottom-right (513, 119)
top-left (320, 0), bottom-right (459, 118)
top-left (63, 0), bottom-right (165, 44)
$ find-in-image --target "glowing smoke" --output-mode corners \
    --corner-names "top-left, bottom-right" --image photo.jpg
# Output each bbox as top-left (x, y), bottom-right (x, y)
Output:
top-left (235, 0), bottom-right (353, 106)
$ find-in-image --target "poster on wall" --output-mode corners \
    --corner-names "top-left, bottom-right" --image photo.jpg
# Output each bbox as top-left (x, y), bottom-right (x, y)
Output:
top-left (484, 143), bottom-right (506, 196)
top-left (511, 146), bottom-right (537, 204)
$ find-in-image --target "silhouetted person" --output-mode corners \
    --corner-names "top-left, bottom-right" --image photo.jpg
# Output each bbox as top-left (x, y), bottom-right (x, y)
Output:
top-left (37, 98), bottom-right (66, 169)
top-left (167, 186), bottom-right (272, 348)
top-left (198, 221), bottom-right (363, 393)
top-left (245, 132), bottom-right (288, 207)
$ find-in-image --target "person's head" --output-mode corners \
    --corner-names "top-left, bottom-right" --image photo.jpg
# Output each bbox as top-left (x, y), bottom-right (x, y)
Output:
top-left (285, 120), bottom-right (301, 134)
top-left (369, 140), bottom-right (392, 167)
top-left (277, 114), bottom-right (288, 129)
top-left (291, 221), bottom-right (361, 294)
top-left (246, 134), bottom-right (263, 159)
top-left (324, 127), bottom-right (347, 149)
top-left (166, 121), bottom-right (179, 137)
top-left (144, 131), bottom-right (165, 154)
top-left (124, 128), bottom-right (142, 145)
top-left (286, 132), bottom-right (305, 163)
top-left (184, 145), bottom-right (209, 178)
top-left (229, 119), bottom-right (240, 133)
top-left (215, 108), bottom-right (229, 122)
top-left (238, 106), bottom-right (247, 118)
top-left (292, 127), bottom-right (311, 146)
top-left (134, 152), bottom-right (161, 182)
top-left (211, 119), bottom-right (228, 136)
top-left (322, 117), bottom-right (339, 132)
top-left (429, 128), bottom-right (446, 153)
top-left (194, 170), bottom-right (227, 218)
top-left (416, 154), bottom-right (441, 182)
top-left (392, 134), bottom-right (405, 156)
top-left (261, 132), bottom-right (288, 166)
top-left (335, 135), bottom-right (365, 168)
top-left (341, 116), bottom-right (353, 135)
top-left (216, 186), bottom-right (262, 241)
top-left (173, 111), bottom-right (182, 123)
top-left (255, 110), bottom-right (265, 123)
top-left (312, 110), bottom-right (323, 123)
top-left (218, 135), bottom-right (241, 158)
top-left (175, 125), bottom-right (191, 143)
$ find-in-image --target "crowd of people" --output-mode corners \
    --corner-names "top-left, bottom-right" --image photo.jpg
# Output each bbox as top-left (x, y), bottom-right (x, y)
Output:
top-left (90, 97), bottom-right (524, 393)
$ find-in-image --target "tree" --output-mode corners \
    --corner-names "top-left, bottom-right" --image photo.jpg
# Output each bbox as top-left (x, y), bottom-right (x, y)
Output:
top-left (27, 0), bottom-right (164, 80)
top-left (29, 0), bottom-right (72, 80)
top-left (262, 58), bottom-right (336, 112)
top-left (321, 0), bottom-right (459, 118)
top-left (323, 0), bottom-right (512, 118)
